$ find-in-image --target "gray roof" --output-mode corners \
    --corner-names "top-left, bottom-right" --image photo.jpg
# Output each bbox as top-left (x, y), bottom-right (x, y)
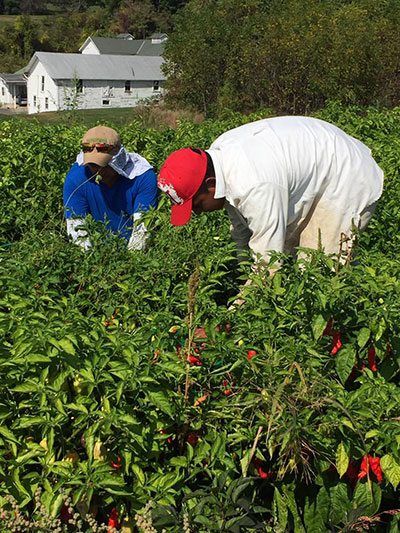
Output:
top-left (117, 33), bottom-right (134, 39)
top-left (26, 52), bottom-right (165, 81)
top-left (80, 36), bottom-right (165, 56)
top-left (0, 73), bottom-right (26, 84)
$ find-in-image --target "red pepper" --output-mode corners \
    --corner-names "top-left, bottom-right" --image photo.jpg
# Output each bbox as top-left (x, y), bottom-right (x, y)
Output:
top-left (370, 456), bottom-right (383, 482)
top-left (110, 457), bottom-right (122, 470)
top-left (252, 457), bottom-right (270, 479)
top-left (323, 317), bottom-right (333, 336)
top-left (153, 350), bottom-right (160, 364)
top-left (186, 432), bottom-right (198, 448)
top-left (224, 389), bottom-right (232, 396)
top-left (247, 350), bottom-right (257, 360)
top-left (358, 455), bottom-right (383, 482)
top-left (223, 379), bottom-right (229, 388)
top-left (108, 507), bottom-right (120, 531)
top-left (368, 346), bottom-right (377, 372)
top-left (188, 355), bottom-right (202, 366)
top-left (344, 460), bottom-right (358, 489)
top-left (325, 464), bottom-right (336, 473)
top-left (331, 331), bottom-right (342, 355)
top-left (60, 503), bottom-right (74, 522)
top-left (159, 429), bottom-right (173, 447)
top-left (347, 365), bottom-right (358, 383)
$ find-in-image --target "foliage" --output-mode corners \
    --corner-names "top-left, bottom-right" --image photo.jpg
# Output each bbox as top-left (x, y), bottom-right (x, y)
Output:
top-left (163, 0), bottom-right (400, 115)
top-left (0, 0), bottom-right (186, 72)
top-left (0, 105), bottom-right (400, 531)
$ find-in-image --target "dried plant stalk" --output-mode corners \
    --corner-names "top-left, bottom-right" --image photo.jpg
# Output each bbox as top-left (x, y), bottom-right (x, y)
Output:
top-left (184, 258), bottom-right (200, 402)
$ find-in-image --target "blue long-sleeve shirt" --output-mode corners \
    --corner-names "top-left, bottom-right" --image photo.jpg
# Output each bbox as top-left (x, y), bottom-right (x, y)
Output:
top-left (63, 162), bottom-right (158, 241)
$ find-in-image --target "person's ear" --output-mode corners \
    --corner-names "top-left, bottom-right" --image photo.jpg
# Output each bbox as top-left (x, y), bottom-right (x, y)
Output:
top-left (205, 177), bottom-right (216, 190)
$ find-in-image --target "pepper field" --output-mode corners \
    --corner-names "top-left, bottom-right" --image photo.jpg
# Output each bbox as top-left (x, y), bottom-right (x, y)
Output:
top-left (1, 103), bottom-right (400, 532)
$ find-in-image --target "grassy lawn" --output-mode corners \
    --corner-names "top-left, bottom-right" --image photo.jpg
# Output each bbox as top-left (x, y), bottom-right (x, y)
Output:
top-left (0, 14), bottom-right (57, 28)
top-left (0, 105), bottom-right (205, 128)
top-left (0, 107), bottom-right (148, 128)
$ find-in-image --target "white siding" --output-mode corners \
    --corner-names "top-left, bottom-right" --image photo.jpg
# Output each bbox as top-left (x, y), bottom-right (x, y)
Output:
top-left (0, 80), bottom-right (14, 106)
top-left (80, 40), bottom-right (100, 55)
top-left (57, 79), bottom-right (163, 111)
top-left (27, 61), bottom-right (59, 114)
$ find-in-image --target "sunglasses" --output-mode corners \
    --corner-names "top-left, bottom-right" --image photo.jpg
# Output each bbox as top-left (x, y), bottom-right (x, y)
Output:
top-left (81, 142), bottom-right (116, 154)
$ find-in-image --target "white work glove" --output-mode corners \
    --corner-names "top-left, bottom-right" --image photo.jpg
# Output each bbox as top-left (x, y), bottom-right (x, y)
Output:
top-left (66, 218), bottom-right (92, 250)
top-left (127, 221), bottom-right (148, 251)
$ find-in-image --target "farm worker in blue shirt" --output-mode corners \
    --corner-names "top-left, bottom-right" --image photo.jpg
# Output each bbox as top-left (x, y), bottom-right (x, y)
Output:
top-left (63, 125), bottom-right (158, 250)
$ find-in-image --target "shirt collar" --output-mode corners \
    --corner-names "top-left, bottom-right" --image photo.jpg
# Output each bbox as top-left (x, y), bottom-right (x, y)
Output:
top-left (206, 149), bottom-right (226, 199)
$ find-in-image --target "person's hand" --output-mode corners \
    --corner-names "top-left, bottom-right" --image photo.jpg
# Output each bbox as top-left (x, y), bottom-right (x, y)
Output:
top-left (228, 279), bottom-right (253, 311)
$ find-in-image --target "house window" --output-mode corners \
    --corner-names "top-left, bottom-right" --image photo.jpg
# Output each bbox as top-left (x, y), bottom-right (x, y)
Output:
top-left (45, 97), bottom-right (49, 109)
top-left (33, 96), bottom-right (36, 106)
top-left (102, 99), bottom-right (110, 106)
top-left (153, 80), bottom-right (160, 92)
top-left (1, 87), bottom-right (4, 96)
top-left (76, 79), bottom-right (83, 93)
top-left (125, 80), bottom-right (131, 93)
top-left (41, 76), bottom-right (45, 92)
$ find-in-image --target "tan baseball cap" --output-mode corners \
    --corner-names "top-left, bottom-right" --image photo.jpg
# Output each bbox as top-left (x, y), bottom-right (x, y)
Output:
top-left (81, 126), bottom-right (121, 167)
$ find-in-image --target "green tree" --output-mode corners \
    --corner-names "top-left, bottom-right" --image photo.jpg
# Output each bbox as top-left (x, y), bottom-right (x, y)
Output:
top-left (163, 0), bottom-right (257, 115)
top-left (110, 0), bottom-right (170, 37)
top-left (3, 0), bottom-right (20, 14)
top-left (163, 0), bottom-right (400, 115)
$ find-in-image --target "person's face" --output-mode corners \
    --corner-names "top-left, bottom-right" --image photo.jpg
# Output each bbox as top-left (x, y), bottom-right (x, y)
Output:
top-left (192, 178), bottom-right (225, 215)
top-left (88, 163), bottom-right (118, 184)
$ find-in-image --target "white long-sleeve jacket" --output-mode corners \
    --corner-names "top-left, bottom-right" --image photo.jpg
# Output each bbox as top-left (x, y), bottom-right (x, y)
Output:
top-left (207, 116), bottom-right (384, 261)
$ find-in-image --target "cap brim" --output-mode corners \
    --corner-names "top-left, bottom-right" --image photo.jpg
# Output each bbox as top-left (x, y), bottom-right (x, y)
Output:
top-left (171, 199), bottom-right (193, 226)
top-left (83, 151), bottom-right (113, 167)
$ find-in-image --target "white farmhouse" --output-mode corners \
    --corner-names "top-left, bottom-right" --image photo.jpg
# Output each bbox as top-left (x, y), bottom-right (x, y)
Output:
top-left (25, 52), bottom-right (165, 114)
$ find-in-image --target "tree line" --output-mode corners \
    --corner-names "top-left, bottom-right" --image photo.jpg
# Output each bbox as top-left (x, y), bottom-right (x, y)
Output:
top-left (2, 0), bottom-right (400, 118)
top-left (162, 0), bottom-right (400, 115)
top-left (0, 0), bottom-right (185, 16)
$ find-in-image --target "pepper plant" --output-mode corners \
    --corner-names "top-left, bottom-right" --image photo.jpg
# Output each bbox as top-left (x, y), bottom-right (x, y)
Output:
top-left (0, 105), bottom-right (400, 531)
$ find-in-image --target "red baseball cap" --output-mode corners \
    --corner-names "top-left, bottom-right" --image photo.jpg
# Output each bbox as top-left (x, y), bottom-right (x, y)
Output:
top-left (158, 148), bottom-right (208, 225)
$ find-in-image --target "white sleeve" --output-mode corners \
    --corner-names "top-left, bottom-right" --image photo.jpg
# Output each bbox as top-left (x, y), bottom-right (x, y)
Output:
top-left (127, 213), bottom-right (148, 251)
top-left (239, 184), bottom-right (289, 263)
top-left (66, 218), bottom-right (92, 250)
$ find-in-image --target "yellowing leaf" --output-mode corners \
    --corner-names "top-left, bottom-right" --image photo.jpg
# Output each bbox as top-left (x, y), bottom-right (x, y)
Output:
top-left (381, 454), bottom-right (400, 489)
top-left (312, 314), bottom-right (326, 340)
top-left (131, 463), bottom-right (145, 485)
top-left (341, 419), bottom-right (354, 430)
top-left (93, 441), bottom-right (106, 461)
top-left (336, 442), bottom-right (349, 478)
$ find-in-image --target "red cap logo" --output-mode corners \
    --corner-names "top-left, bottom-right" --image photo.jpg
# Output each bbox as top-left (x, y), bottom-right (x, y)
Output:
top-left (158, 148), bottom-right (207, 225)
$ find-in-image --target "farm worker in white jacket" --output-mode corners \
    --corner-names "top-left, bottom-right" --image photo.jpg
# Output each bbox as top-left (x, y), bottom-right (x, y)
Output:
top-left (158, 116), bottom-right (384, 267)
